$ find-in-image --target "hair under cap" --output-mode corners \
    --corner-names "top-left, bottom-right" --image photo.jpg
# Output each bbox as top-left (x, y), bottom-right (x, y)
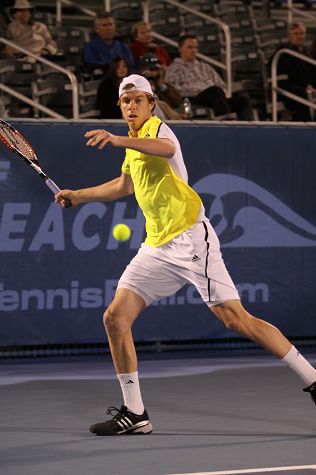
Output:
top-left (119, 74), bottom-right (154, 98)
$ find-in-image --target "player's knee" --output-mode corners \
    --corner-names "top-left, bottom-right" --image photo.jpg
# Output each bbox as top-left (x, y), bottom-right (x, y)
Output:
top-left (213, 305), bottom-right (252, 335)
top-left (221, 312), bottom-right (242, 332)
top-left (227, 315), bottom-right (248, 334)
top-left (103, 306), bottom-right (129, 336)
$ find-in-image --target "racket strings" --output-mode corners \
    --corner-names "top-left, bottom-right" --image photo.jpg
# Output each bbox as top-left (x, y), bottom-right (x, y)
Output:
top-left (0, 126), bottom-right (36, 162)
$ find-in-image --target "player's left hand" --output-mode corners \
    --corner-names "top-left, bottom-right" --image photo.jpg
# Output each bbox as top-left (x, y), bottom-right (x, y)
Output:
top-left (85, 129), bottom-right (117, 149)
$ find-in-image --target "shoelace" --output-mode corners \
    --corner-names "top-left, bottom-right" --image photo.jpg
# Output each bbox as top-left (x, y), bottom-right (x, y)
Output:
top-left (106, 406), bottom-right (127, 419)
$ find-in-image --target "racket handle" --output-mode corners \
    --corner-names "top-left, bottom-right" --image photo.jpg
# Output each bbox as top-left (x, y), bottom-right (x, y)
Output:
top-left (45, 178), bottom-right (60, 194)
top-left (45, 178), bottom-right (72, 208)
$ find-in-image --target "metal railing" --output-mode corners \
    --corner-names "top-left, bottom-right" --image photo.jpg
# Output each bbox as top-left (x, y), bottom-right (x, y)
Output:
top-left (55, 0), bottom-right (96, 26)
top-left (0, 82), bottom-right (64, 119)
top-left (0, 37), bottom-right (79, 119)
top-left (271, 47), bottom-right (316, 121)
top-left (286, 0), bottom-right (316, 25)
top-left (142, 0), bottom-right (232, 97)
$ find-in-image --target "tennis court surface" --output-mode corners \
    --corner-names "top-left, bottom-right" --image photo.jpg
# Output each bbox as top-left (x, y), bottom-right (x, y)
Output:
top-left (1, 351), bottom-right (315, 475)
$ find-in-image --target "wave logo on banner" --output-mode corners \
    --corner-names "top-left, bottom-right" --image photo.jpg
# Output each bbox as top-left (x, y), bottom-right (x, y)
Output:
top-left (194, 173), bottom-right (316, 247)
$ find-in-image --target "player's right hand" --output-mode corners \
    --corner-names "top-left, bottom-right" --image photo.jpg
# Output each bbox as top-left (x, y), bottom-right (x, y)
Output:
top-left (55, 189), bottom-right (78, 208)
top-left (85, 129), bottom-right (116, 149)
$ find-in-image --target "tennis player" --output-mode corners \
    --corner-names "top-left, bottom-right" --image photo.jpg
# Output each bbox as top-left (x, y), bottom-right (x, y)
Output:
top-left (55, 74), bottom-right (316, 436)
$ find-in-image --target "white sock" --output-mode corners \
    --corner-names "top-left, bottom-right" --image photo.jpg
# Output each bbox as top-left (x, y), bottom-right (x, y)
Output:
top-left (282, 345), bottom-right (316, 386)
top-left (117, 371), bottom-right (145, 415)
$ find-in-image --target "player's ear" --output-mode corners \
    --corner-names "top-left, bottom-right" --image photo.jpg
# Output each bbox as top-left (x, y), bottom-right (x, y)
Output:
top-left (148, 96), bottom-right (156, 112)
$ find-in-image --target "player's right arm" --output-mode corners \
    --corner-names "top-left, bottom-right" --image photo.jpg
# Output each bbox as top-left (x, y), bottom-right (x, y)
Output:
top-left (55, 172), bottom-right (134, 208)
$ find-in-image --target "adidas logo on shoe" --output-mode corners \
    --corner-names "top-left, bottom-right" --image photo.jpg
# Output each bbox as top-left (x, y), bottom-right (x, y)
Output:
top-left (192, 254), bottom-right (201, 262)
top-left (126, 380), bottom-right (134, 384)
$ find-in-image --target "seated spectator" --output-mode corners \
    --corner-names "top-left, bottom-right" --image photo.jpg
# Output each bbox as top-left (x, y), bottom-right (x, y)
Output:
top-left (130, 21), bottom-right (171, 68)
top-left (153, 101), bottom-right (180, 121)
top-left (96, 57), bottom-right (129, 119)
top-left (138, 53), bottom-right (181, 108)
top-left (7, 0), bottom-right (58, 58)
top-left (83, 12), bottom-right (135, 75)
top-left (165, 34), bottom-right (253, 121)
top-left (270, 22), bottom-right (315, 121)
top-left (137, 53), bottom-right (185, 120)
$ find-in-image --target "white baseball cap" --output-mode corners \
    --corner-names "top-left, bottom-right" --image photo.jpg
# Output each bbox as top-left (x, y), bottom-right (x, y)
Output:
top-left (119, 74), bottom-right (154, 98)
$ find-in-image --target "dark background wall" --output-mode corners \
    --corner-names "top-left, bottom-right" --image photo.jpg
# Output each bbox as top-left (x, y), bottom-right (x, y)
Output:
top-left (1, 122), bottom-right (316, 346)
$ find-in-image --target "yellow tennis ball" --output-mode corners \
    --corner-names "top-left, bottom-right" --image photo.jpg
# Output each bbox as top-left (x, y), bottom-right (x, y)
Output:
top-left (112, 223), bottom-right (131, 241)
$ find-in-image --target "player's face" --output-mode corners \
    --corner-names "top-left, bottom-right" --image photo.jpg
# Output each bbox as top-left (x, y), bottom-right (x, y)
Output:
top-left (95, 17), bottom-right (116, 42)
top-left (119, 91), bottom-right (154, 131)
top-left (179, 38), bottom-right (199, 62)
top-left (288, 26), bottom-right (305, 46)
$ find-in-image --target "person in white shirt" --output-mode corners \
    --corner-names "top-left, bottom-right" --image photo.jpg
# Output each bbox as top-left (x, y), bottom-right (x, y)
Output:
top-left (7, 0), bottom-right (58, 57)
top-left (165, 34), bottom-right (253, 120)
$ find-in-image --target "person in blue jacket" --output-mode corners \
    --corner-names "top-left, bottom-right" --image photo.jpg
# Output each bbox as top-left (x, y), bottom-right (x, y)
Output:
top-left (83, 11), bottom-right (135, 75)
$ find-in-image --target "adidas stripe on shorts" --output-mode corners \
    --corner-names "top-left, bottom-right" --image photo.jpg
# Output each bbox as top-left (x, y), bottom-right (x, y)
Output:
top-left (117, 218), bottom-right (240, 307)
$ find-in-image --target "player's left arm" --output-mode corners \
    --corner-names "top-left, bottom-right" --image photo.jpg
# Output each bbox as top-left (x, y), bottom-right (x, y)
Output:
top-left (85, 129), bottom-right (175, 159)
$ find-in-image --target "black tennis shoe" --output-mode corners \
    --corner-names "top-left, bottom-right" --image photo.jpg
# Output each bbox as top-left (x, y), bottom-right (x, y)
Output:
top-left (89, 405), bottom-right (153, 436)
top-left (303, 381), bottom-right (316, 404)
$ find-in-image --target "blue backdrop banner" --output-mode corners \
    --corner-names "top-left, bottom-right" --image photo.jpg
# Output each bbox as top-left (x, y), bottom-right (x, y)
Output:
top-left (1, 122), bottom-right (316, 345)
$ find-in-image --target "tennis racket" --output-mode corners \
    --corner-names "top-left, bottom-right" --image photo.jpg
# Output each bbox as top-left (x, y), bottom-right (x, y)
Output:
top-left (0, 119), bottom-right (71, 207)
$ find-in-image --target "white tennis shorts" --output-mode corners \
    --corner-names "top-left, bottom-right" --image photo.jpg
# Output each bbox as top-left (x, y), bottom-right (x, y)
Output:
top-left (117, 219), bottom-right (240, 307)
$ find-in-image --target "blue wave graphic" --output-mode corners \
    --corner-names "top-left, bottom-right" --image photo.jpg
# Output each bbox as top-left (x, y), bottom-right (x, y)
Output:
top-left (194, 173), bottom-right (316, 247)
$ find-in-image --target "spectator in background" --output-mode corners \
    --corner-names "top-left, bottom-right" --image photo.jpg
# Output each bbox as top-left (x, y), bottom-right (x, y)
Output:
top-left (96, 57), bottom-right (130, 119)
top-left (138, 53), bottom-right (181, 109)
top-left (83, 12), bottom-right (135, 75)
top-left (165, 34), bottom-right (253, 120)
top-left (137, 53), bottom-right (184, 120)
top-left (271, 22), bottom-right (315, 121)
top-left (7, 0), bottom-right (58, 58)
top-left (130, 21), bottom-right (171, 68)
